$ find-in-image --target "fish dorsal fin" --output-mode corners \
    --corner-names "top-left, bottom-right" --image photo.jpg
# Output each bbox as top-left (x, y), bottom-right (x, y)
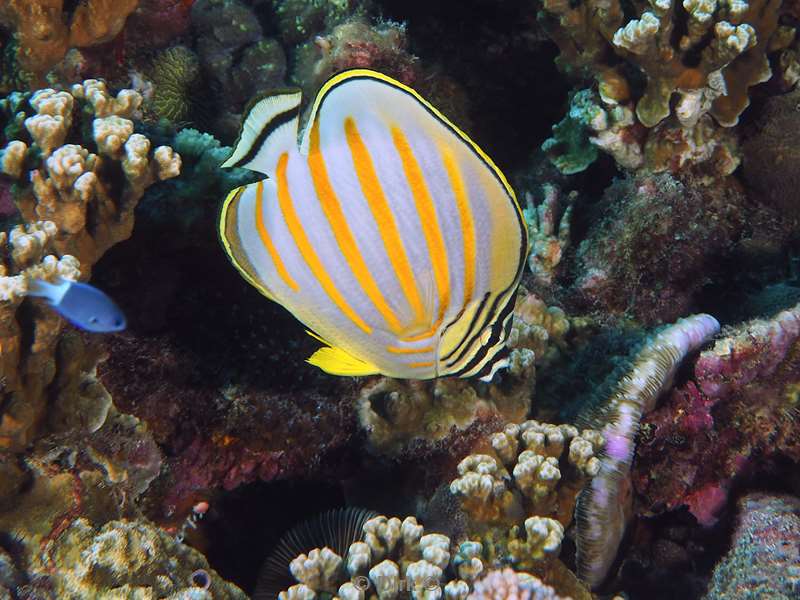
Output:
top-left (221, 89), bottom-right (302, 176)
top-left (305, 330), bottom-right (380, 376)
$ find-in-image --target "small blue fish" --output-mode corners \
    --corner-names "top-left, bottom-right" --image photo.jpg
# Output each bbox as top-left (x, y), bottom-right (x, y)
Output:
top-left (27, 278), bottom-right (126, 333)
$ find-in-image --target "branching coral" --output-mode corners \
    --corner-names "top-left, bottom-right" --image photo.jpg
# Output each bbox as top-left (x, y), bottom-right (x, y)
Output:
top-left (278, 515), bottom-right (487, 600)
top-left (0, 80), bottom-right (180, 450)
top-left (3, 79), bottom-right (181, 271)
top-left (544, 87), bottom-right (741, 176)
top-left (538, 0), bottom-right (795, 176)
top-left (633, 303), bottom-right (800, 527)
top-left (574, 313), bottom-right (719, 589)
top-left (277, 515), bottom-right (585, 600)
top-left (468, 569), bottom-right (571, 600)
top-left (450, 420), bottom-right (602, 569)
top-left (541, 0), bottom-right (791, 128)
top-left (524, 186), bottom-right (574, 288)
top-left (0, 0), bottom-right (139, 86)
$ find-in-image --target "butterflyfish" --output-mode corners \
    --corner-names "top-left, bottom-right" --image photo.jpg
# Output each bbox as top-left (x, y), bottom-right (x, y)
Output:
top-left (26, 278), bottom-right (126, 332)
top-left (219, 69), bottom-right (528, 381)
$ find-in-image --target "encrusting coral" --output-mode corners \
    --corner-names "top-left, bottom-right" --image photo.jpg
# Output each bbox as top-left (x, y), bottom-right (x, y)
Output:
top-left (633, 303), bottom-right (800, 526)
top-left (40, 518), bottom-right (246, 598)
top-left (574, 313), bottom-right (719, 589)
top-left (702, 493), bottom-right (800, 599)
top-left (572, 173), bottom-right (746, 324)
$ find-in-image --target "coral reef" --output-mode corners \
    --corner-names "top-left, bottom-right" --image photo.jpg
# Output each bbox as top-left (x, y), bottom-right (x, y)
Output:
top-left (741, 85), bottom-right (800, 221)
top-left (702, 493), bottom-right (800, 599)
top-left (0, 0), bottom-right (139, 86)
top-left (572, 173), bottom-right (746, 325)
top-left (191, 0), bottom-right (287, 124)
top-left (293, 18), bottom-right (417, 98)
top-left (469, 569), bottom-right (570, 600)
top-left (150, 45), bottom-right (201, 122)
top-left (0, 80), bottom-right (179, 451)
top-left (355, 292), bottom-right (576, 455)
top-left (575, 313), bottom-right (719, 589)
top-left (277, 514), bottom-right (585, 600)
top-left (633, 303), bottom-right (800, 526)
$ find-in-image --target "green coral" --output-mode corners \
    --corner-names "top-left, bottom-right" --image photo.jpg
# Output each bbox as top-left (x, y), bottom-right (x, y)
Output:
top-left (541, 89), bottom-right (603, 175)
top-left (150, 46), bottom-right (201, 122)
top-left (138, 127), bottom-right (257, 230)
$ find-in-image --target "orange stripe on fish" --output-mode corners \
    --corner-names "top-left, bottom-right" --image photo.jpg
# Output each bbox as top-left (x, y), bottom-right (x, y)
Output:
top-left (275, 152), bottom-right (372, 334)
top-left (344, 117), bottom-right (426, 325)
top-left (308, 120), bottom-right (404, 334)
top-left (391, 125), bottom-right (450, 330)
top-left (439, 143), bottom-right (476, 306)
top-left (255, 180), bottom-right (299, 292)
top-left (386, 344), bottom-right (435, 354)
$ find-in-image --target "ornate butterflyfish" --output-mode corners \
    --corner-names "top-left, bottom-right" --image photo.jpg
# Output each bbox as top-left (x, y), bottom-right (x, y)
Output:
top-left (219, 69), bottom-right (528, 381)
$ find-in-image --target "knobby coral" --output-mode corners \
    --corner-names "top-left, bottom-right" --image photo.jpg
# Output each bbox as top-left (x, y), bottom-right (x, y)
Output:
top-left (0, 80), bottom-right (180, 450)
top-left (277, 514), bottom-right (583, 600)
top-left (538, 0), bottom-right (796, 176)
top-left (574, 313), bottom-right (719, 589)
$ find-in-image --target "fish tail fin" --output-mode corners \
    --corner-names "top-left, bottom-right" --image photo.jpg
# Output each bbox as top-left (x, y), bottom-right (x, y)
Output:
top-left (220, 89), bottom-right (302, 177)
top-left (305, 330), bottom-right (380, 377)
top-left (25, 278), bottom-right (66, 303)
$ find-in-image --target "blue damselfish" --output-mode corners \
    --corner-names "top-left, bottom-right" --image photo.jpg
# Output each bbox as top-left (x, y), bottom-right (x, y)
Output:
top-left (27, 278), bottom-right (126, 333)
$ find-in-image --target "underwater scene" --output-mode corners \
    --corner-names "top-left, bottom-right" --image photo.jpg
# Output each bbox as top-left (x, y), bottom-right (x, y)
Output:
top-left (1, 0), bottom-right (800, 598)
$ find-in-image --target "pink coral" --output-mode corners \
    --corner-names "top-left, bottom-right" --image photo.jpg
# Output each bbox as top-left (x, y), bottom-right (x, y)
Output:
top-left (633, 303), bottom-right (800, 526)
top-left (468, 569), bottom-right (570, 600)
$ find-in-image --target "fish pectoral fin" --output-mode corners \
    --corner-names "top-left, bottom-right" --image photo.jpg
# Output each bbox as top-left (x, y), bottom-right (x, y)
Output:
top-left (306, 345), bottom-right (381, 377)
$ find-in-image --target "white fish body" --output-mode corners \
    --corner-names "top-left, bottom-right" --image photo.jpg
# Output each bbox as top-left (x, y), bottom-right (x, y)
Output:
top-left (219, 69), bottom-right (527, 380)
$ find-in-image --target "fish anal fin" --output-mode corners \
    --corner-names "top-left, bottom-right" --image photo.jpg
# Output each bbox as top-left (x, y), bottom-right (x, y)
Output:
top-left (221, 89), bottom-right (302, 176)
top-left (306, 345), bottom-right (380, 377)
